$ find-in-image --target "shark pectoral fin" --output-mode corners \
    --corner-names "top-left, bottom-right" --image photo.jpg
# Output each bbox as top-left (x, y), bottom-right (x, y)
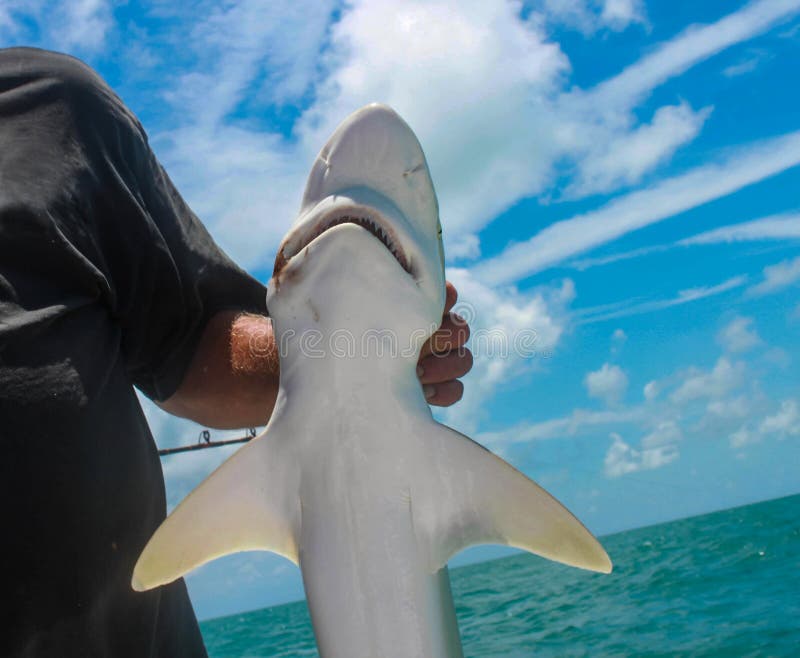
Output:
top-left (132, 434), bottom-right (300, 592)
top-left (416, 424), bottom-right (612, 575)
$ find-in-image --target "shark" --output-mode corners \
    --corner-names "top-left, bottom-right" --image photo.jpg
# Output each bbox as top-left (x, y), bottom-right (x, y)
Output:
top-left (132, 104), bottom-right (612, 657)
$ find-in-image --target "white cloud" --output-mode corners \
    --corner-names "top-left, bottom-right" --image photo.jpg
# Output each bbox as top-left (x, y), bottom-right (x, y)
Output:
top-left (537, 0), bottom-right (598, 34)
top-left (0, 4), bottom-right (23, 37)
top-left (585, 363), bottom-right (628, 405)
top-left (722, 58), bottom-right (761, 77)
top-left (485, 333), bottom-right (790, 474)
top-left (577, 275), bottom-right (748, 324)
top-left (641, 420), bottom-right (682, 449)
top-left (565, 102), bottom-right (713, 198)
top-left (164, 0), bottom-right (335, 120)
top-left (541, 0), bottom-right (795, 204)
top-left (759, 399), bottom-right (800, 438)
top-left (629, 342), bottom-right (799, 456)
top-left (477, 406), bottom-right (644, 448)
top-left (447, 234), bottom-right (481, 261)
top-left (586, 0), bottom-right (800, 110)
top-left (722, 50), bottom-right (772, 77)
top-left (765, 347), bottom-right (792, 369)
top-left (707, 396), bottom-right (751, 420)
top-left (0, 0), bottom-right (113, 53)
top-left (747, 255), bottom-right (800, 296)
top-left (610, 328), bottom-right (627, 355)
top-left (441, 269), bottom-right (573, 433)
top-left (52, 0), bottom-right (113, 53)
top-left (483, 334), bottom-right (790, 468)
top-left (729, 425), bottom-right (757, 449)
top-left (680, 212), bottom-right (800, 245)
top-left (780, 18), bottom-right (800, 37)
top-left (570, 213), bottom-right (800, 271)
top-left (600, 0), bottom-right (648, 31)
top-left (148, 0), bottom-right (335, 267)
top-left (475, 131), bottom-right (800, 285)
top-left (568, 244), bottom-right (670, 270)
top-left (730, 399), bottom-right (800, 448)
top-left (671, 357), bottom-right (746, 404)
top-left (604, 432), bottom-right (678, 478)
top-left (643, 380), bottom-right (660, 401)
top-left (717, 316), bottom-right (761, 353)
top-left (538, 0), bottom-right (647, 34)
top-left (154, 124), bottom-right (307, 268)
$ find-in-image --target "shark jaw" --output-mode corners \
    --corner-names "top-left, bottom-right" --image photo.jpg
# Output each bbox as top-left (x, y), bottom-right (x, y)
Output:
top-left (132, 105), bottom-right (612, 658)
top-left (266, 189), bottom-right (444, 351)
top-left (273, 199), bottom-right (413, 278)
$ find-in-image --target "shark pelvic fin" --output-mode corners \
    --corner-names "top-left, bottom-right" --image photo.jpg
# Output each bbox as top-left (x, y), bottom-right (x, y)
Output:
top-left (132, 433), bottom-right (300, 592)
top-left (414, 423), bottom-right (612, 574)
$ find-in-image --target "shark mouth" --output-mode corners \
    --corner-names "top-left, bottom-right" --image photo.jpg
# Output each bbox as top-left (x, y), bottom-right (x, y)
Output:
top-left (274, 213), bottom-right (412, 277)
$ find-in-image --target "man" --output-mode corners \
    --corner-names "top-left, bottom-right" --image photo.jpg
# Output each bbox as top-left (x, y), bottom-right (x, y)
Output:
top-left (0, 48), bottom-right (472, 657)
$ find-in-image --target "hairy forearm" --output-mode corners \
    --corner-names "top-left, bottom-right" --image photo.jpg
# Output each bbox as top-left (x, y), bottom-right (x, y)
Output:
top-left (157, 311), bottom-right (280, 429)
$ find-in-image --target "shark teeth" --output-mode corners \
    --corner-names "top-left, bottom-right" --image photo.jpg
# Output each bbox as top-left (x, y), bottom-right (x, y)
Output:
top-left (275, 214), bottom-right (412, 277)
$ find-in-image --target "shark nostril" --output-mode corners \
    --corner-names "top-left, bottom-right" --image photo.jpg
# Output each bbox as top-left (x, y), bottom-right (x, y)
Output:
top-left (403, 163), bottom-right (424, 177)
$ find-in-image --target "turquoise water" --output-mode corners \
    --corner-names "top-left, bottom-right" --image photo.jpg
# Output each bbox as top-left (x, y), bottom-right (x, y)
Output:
top-left (201, 494), bottom-right (800, 657)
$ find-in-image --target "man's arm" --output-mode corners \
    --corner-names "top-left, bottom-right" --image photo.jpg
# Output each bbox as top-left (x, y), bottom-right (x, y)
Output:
top-left (156, 311), bottom-right (280, 429)
top-left (158, 282), bottom-right (472, 429)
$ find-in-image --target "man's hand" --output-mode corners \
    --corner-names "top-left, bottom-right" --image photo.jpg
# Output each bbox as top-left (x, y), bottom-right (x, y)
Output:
top-left (417, 281), bottom-right (473, 407)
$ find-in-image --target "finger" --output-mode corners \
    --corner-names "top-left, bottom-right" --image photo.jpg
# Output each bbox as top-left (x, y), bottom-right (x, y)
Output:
top-left (417, 349), bottom-right (473, 384)
top-left (443, 281), bottom-right (458, 314)
top-left (419, 312), bottom-right (470, 358)
top-left (423, 380), bottom-right (464, 407)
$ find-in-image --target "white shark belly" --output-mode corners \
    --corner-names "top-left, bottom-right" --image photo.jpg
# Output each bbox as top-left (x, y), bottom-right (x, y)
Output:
top-left (299, 460), bottom-right (462, 658)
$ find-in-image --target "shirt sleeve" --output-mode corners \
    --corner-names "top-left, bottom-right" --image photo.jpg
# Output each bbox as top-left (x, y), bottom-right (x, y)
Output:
top-left (60, 53), bottom-right (268, 401)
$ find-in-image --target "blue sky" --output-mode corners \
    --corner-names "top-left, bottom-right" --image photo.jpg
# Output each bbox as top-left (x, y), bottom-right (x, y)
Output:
top-left (3, 0), bottom-right (799, 620)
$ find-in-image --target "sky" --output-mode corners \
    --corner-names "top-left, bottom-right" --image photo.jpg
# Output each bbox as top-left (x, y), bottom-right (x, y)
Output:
top-left (2, 0), bottom-right (799, 620)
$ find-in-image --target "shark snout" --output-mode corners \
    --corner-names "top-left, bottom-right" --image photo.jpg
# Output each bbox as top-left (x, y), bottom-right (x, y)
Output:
top-left (301, 104), bottom-right (439, 226)
top-left (275, 104), bottom-right (446, 314)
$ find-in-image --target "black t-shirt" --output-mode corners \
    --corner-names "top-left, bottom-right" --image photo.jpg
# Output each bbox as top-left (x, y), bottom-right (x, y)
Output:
top-left (0, 48), bottom-right (268, 657)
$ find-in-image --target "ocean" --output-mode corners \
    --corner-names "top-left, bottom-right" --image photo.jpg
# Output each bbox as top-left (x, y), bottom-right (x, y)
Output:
top-left (200, 494), bottom-right (799, 657)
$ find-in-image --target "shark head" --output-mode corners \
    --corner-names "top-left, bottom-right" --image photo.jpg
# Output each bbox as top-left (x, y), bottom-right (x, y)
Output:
top-left (268, 104), bottom-right (446, 347)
